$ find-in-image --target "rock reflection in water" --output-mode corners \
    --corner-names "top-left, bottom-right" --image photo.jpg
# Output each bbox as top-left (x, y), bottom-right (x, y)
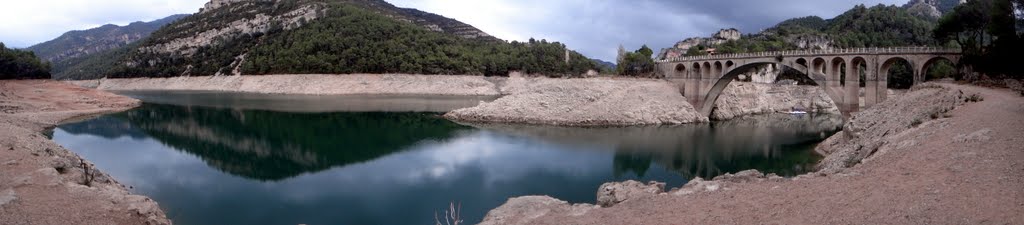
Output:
top-left (463, 113), bottom-right (843, 178)
top-left (60, 103), bottom-right (470, 180)
top-left (115, 90), bottom-right (499, 113)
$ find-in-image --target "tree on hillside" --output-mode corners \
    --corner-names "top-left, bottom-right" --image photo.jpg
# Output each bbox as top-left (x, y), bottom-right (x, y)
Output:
top-left (617, 45), bottom-right (655, 76)
top-left (0, 42), bottom-right (52, 79)
top-left (935, 0), bottom-right (1022, 78)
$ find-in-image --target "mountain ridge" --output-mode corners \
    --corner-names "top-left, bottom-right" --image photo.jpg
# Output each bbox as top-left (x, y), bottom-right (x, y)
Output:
top-left (27, 14), bottom-right (188, 64)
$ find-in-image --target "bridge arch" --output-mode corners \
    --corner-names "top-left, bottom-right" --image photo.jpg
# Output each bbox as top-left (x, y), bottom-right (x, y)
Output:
top-left (714, 61), bottom-right (723, 77)
top-left (703, 62), bottom-right (712, 79)
top-left (796, 58), bottom-right (808, 67)
top-left (920, 56), bottom-right (958, 81)
top-left (830, 57), bottom-right (846, 85)
top-left (851, 57), bottom-right (869, 86)
top-left (695, 60), bottom-right (844, 117)
top-left (881, 57), bottom-right (914, 89)
top-left (674, 63), bottom-right (687, 77)
top-left (692, 62), bottom-right (702, 79)
top-left (812, 58), bottom-right (826, 74)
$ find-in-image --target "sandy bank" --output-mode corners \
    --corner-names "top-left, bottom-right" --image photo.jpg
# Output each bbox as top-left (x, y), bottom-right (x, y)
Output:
top-left (480, 82), bottom-right (1024, 224)
top-left (0, 80), bottom-right (169, 225)
top-left (74, 74), bottom-right (502, 96)
top-left (444, 76), bottom-right (708, 126)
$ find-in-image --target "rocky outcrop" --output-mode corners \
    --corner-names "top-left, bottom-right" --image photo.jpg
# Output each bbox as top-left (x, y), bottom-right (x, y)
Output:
top-left (596, 181), bottom-right (665, 207)
top-left (445, 76), bottom-right (709, 126)
top-left (144, 2), bottom-right (323, 56)
top-left (201, 0), bottom-right (274, 12)
top-left (712, 82), bottom-right (839, 120)
top-left (815, 83), bottom-right (968, 173)
top-left (481, 170), bottom-right (783, 224)
top-left (675, 28), bottom-right (742, 50)
top-left (903, 0), bottom-right (964, 16)
top-left (478, 196), bottom-right (598, 225)
top-left (905, 0), bottom-right (943, 19)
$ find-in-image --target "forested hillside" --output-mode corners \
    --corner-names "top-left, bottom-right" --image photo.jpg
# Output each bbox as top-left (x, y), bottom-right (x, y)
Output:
top-left (61, 0), bottom-right (600, 79)
top-left (711, 4), bottom-right (940, 55)
top-left (0, 43), bottom-right (51, 79)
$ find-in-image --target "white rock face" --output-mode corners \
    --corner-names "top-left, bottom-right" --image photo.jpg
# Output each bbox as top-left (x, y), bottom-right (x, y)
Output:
top-left (201, 0), bottom-right (274, 12)
top-left (713, 28), bottom-right (742, 41)
top-left (712, 82), bottom-right (840, 120)
top-left (148, 1), bottom-right (321, 57)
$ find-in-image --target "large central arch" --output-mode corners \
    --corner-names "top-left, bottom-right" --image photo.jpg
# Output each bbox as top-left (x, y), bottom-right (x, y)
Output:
top-left (696, 60), bottom-right (841, 117)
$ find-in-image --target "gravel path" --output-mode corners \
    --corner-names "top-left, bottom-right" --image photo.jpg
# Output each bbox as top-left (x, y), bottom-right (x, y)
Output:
top-left (0, 80), bottom-right (169, 225)
top-left (481, 82), bottom-right (1024, 224)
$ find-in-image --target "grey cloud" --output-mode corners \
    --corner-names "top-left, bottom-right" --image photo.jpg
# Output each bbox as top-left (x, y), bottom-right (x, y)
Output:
top-left (453, 0), bottom-right (907, 61)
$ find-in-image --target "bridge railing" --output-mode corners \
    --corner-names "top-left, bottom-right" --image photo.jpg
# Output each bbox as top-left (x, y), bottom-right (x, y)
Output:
top-left (657, 46), bottom-right (961, 63)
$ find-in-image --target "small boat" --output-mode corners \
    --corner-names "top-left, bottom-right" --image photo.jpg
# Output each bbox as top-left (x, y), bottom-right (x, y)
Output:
top-left (786, 107), bottom-right (808, 114)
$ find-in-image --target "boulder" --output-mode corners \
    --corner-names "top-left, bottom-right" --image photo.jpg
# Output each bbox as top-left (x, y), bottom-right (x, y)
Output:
top-left (596, 180), bottom-right (666, 207)
top-left (479, 196), bottom-right (596, 225)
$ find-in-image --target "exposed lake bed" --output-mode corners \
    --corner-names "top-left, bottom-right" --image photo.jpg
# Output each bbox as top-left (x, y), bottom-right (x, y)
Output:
top-left (4, 79), bottom-right (1020, 225)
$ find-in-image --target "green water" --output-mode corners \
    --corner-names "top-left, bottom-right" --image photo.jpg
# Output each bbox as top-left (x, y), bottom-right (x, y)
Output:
top-left (52, 92), bottom-right (842, 225)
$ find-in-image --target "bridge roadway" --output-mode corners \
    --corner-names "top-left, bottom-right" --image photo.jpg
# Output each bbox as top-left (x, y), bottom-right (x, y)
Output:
top-left (654, 47), bottom-right (962, 116)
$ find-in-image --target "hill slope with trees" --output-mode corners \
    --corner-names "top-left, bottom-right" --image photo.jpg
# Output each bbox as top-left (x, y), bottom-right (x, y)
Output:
top-left (1, 43), bottom-right (51, 79)
top-left (60, 0), bottom-right (601, 80)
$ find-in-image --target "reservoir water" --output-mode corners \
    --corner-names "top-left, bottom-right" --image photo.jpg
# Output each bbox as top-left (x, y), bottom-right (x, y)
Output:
top-left (51, 91), bottom-right (843, 225)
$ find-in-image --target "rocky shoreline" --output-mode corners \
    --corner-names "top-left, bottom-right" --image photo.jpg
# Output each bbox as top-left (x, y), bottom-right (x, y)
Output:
top-left (479, 82), bottom-right (1024, 224)
top-left (76, 74), bottom-right (839, 126)
top-left (0, 80), bottom-right (170, 225)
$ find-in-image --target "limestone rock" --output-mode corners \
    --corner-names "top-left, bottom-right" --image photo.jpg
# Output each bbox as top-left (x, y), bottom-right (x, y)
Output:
top-left (953, 128), bottom-right (993, 143)
top-left (713, 28), bottom-right (741, 41)
top-left (1005, 79), bottom-right (1024, 96)
top-left (479, 196), bottom-right (596, 225)
top-left (816, 84), bottom-right (967, 173)
top-left (445, 77), bottom-right (708, 126)
top-left (0, 189), bottom-right (16, 207)
top-left (596, 180), bottom-right (666, 207)
top-left (711, 82), bottom-right (840, 120)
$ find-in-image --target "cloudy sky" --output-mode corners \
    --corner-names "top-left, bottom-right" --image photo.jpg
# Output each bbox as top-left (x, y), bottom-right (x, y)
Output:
top-left (0, 0), bottom-right (907, 61)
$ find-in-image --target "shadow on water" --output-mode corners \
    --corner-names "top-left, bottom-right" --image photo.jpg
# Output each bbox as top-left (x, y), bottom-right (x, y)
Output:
top-left (61, 103), bottom-right (470, 181)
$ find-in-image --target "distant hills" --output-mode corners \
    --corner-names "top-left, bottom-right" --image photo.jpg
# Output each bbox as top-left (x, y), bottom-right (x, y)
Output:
top-left (657, 0), bottom-right (962, 60)
top-left (53, 0), bottom-right (601, 80)
top-left (26, 14), bottom-right (187, 78)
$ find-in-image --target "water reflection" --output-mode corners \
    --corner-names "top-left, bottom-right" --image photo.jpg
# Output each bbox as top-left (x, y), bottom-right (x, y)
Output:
top-left (115, 90), bottom-right (499, 113)
top-left (462, 113), bottom-right (843, 178)
top-left (61, 104), bottom-right (469, 180)
top-left (54, 102), bottom-right (842, 225)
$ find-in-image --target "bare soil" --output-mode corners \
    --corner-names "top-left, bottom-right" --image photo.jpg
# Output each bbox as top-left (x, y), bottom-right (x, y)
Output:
top-left (481, 83), bottom-right (1024, 224)
top-left (0, 80), bottom-right (169, 225)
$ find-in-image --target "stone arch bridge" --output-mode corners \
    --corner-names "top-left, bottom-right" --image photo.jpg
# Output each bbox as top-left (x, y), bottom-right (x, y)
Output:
top-left (655, 47), bottom-right (962, 116)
